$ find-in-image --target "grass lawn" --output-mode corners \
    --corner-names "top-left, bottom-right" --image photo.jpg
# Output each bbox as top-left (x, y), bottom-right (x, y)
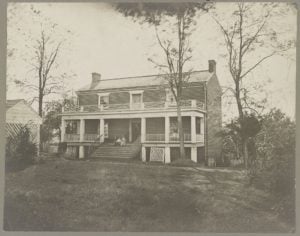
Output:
top-left (4, 158), bottom-right (294, 232)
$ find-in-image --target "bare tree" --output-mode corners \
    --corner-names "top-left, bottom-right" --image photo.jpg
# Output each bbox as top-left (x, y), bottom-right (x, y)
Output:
top-left (20, 30), bottom-right (62, 117)
top-left (115, 3), bottom-right (211, 159)
top-left (11, 5), bottom-right (73, 118)
top-left (213, 2), bottom-right (294, 168)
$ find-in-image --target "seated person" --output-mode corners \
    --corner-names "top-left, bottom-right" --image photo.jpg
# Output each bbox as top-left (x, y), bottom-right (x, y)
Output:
top-left (115, 137), bottom-right (121, 146)
top-left (120, 136), bottom-right (126, 146)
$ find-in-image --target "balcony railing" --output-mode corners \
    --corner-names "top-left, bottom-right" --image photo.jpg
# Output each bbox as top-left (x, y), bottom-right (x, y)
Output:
top-left (196, 134), bottom-right (204, 142)
top-left (169, 133), bottom-right (191, 142)
top-left (63, 99), bottom-right (205, 113)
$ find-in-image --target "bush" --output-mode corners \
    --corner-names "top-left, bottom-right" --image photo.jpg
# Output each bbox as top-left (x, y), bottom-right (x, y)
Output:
top-left (6, 125), bottom-right (38, 172)
top-left (251, 109), bottom-right (295, 225)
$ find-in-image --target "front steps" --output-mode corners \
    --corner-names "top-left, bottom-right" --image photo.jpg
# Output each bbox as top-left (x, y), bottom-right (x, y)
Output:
top-left (89, 141), bottom-right (141, 160)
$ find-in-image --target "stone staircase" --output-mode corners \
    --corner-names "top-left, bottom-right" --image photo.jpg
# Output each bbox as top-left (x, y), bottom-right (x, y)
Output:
top-left (89, 137), bottom-right (141, 160)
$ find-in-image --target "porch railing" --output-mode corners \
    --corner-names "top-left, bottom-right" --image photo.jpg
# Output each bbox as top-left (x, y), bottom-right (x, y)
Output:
top-left (63, 99), bottom-right (205, 113)
top-left (196, 134), bottom-right (204, 142)
top-left (146, 133), bottom-right (165, 141)
top-left (84, 134), bottom-right (100, 141)
top-left (64, 134), bottom-right (80, 142)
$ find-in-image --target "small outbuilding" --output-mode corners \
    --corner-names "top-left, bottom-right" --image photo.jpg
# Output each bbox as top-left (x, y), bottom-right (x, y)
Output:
top-left (6, 99), bottom-right (42, 148)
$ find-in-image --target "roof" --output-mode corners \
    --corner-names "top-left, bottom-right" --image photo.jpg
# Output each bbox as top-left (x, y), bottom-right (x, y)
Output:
top-left (6, 99), bottom-right (24, 110)
top-left (78, 70), bottom-right (214, 92)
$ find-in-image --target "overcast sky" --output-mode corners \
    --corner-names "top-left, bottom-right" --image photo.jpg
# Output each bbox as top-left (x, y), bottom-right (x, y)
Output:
top-left (7, 2), bottom-right (296, 121)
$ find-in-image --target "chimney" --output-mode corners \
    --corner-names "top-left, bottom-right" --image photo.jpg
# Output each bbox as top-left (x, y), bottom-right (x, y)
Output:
top-left (208, 60), bottom-right (216, 73)
top-left (90, 72), bottom-right (101, 88)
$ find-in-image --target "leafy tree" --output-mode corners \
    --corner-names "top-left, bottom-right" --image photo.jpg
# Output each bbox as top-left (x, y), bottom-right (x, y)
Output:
top-left (115, 2), bottom-right (212, 158)
top-left (252, 109), bottom-right (295, 225)
top-left (220, 112), bottom-right (261, 166)
top-left (212, 2), bottom-right (295, 168)
top-left (42, 97), bottom-right (77, 144)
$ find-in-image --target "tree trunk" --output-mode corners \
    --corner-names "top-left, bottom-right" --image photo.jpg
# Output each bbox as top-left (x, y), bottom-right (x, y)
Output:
top-left (39, 93), bottom-right (43, 152)
top-left (176, 103), bottom-right (185, 159)
top-left (242, 138), bottom-right (248, 169)
top-left (235, 86), bottom-right (250, 169)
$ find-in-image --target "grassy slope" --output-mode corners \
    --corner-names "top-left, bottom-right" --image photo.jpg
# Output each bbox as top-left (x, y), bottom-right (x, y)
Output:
top-left (4, 159), bottom-right (293, 232)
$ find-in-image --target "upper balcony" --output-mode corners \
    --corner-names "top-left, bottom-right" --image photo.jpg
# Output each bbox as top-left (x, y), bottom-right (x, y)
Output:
top-left (62, 99), bottom-right (205, 114)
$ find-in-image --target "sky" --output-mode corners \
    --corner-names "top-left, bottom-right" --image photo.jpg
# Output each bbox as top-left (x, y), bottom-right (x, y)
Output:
top-left (6, 2), bottom-right (297, 122)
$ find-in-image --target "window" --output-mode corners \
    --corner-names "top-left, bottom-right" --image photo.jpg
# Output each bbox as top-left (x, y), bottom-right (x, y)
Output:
top-left (65, 120), bottom-right (78, 134)
top-left (132, 94), bottom-right (142, 104)
top-left (196, 117), bottom-right (202, 134)
top-left (98, 93), bottom-right (110, 108)
top-left (166, 89), bottom-right (176, 103)
top-left (100, 96), bottom-right (109, 106)
top-left (130, 91), bottom-right (143, 109)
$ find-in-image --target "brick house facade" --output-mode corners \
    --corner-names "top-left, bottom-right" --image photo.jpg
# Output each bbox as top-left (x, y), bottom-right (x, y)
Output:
top-left (61, 60), bottom-right (222, 165)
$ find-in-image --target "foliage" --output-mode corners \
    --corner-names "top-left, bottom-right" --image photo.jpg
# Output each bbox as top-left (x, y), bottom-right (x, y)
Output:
top-left (41, 97), bottom-right (77, 143)
top-left (251, 109), bottom-right (295, 225)
top-left (213, 2), bottom-right (295, 168)
top-left (253, 109), bottom-right (295, 190)
top-left (6, 125), bottom-right (37, 172)
top-left (220, 113), bottom-right (261, 165)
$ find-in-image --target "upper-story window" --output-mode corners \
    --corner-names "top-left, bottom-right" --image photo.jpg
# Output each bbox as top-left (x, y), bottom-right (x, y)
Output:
top-left (166, 88), bottom-right (176, 103)
top-left (130, 90), bottom-right (143, 109)
top-left (98, 93), bottom-right (109, 107)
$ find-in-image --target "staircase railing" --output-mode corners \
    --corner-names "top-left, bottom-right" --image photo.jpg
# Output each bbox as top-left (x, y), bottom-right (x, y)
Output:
top-left (86, 134), bottom-right (104, 158)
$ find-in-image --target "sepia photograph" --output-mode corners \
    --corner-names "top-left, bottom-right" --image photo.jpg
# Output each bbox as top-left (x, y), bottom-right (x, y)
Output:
top-left (3, 1), bottom-right (297, 233)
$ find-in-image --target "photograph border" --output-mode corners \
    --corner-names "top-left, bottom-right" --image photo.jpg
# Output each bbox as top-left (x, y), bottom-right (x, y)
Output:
top-left (0, 0), bottom-right (298, 235)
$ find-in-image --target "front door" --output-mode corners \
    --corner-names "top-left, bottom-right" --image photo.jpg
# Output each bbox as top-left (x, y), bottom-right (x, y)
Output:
top-left (132, 121), bottom-right (141, 142)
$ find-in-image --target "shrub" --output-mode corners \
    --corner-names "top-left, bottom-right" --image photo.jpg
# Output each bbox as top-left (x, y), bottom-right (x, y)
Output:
top-left (6, 125), bottom-right (37, 172)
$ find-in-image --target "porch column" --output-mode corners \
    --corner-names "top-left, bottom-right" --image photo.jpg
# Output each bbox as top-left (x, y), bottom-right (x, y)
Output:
top-left (191, 115), bottom-right (196, 143)
top-left (141, 117), bottom-right (146, 142)
top-left (191, 146), bottom-right (197, 163)
top-left (164, 146), bottom-right (171, 163)
top-left (79, 119), bottom-right (85, 142)
top-left (129, 119), bottom-right (132, 142)
top-left (79, 119), bottom-right (85, 159)
top-left (165, 116), bottom-right (170, 143)
top-left (79, 146), bottom-right (84, 159)
top-left (200, 117), bottom-right (205, 135)
top-left (141, 146), bottom-right (146, 162)
top-left (99, 118), bottom-right (105, 143)
top-left (61, 118), bottom-right (66, 142)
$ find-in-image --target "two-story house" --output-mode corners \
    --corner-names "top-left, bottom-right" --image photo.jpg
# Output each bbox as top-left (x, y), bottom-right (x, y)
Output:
top-left (61, 60), bottom-right (222, 165)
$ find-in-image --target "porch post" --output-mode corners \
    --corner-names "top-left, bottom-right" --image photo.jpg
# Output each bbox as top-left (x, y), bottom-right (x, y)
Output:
top-left (191, 115), bottom-right (196, 143)
top-left (191, 146), bottom-right (197, 163)
top-left (79, 119), bottom-right (85, 159)
top-left (99, 118), bottom-right (105, 143)
top-left (79, 119), bottom-right (85, 142)
top-left (200, 117), bottom-right (205, 135)
top-left (164, 146), bottom-right (171, 163)
top-left (79, 146), bottom-right (85, 159)
top-left (141, 146), bottom-right (146, 162)
top-left (141, 117), bottom-right (146, 142)
top-left (61, 118), bottom-right (66, 142)
top-left (129, 119), bottom-right (132, 142)
top-left (165, 116), bottom-right (170, 143)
